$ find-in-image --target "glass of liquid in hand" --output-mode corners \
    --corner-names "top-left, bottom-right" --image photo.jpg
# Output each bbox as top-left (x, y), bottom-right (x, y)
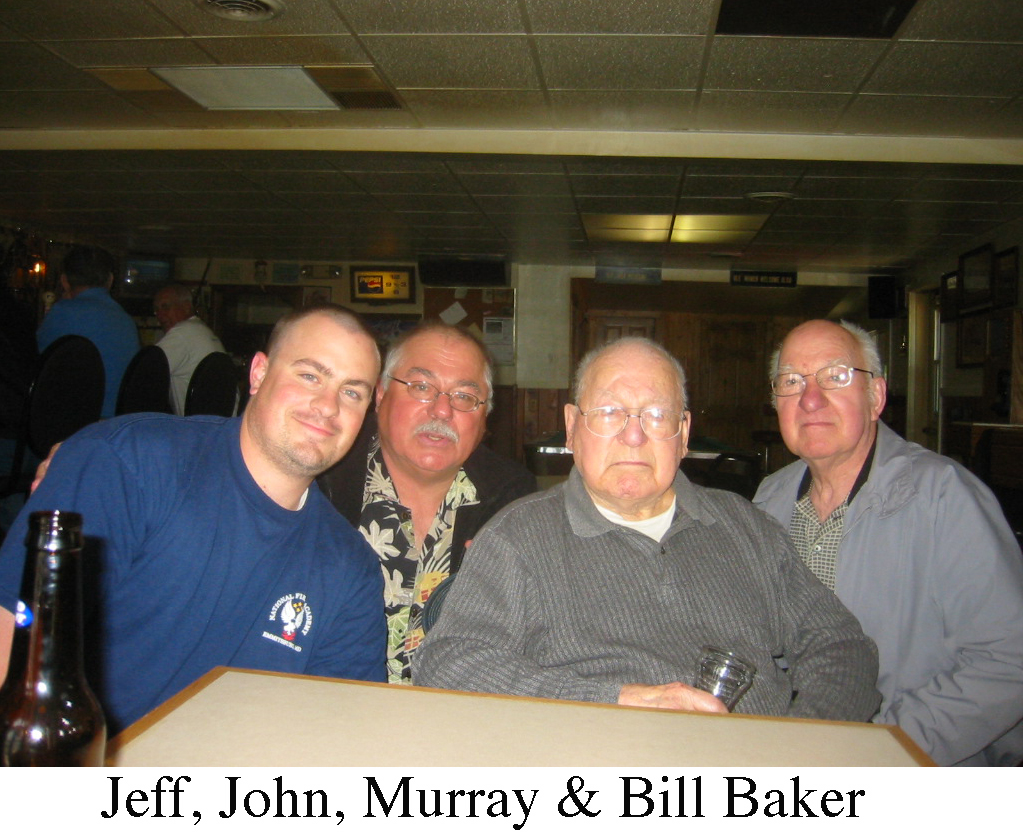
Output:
top-left (694, 646), bottom-right (756, 711)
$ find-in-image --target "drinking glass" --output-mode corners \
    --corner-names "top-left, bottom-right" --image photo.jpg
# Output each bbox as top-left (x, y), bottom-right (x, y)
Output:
top-left (694, 646), bottom-right (756, 711)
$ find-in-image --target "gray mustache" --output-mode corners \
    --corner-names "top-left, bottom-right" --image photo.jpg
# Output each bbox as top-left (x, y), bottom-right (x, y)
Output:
top-left (415, 419), bottom-right (459, 443)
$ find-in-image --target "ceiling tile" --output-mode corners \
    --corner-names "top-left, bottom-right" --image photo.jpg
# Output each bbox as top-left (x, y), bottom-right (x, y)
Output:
top-left (194, 35), bottom-right (369, 65)
top-left (570, 174), bottom-right (682, 196)
top-left (899, 0), bottom-right (1023, 41)
top-left (864, 42), bottom-right (1023, 97)
top-left (363, 35), bottom-right (538, 88)
top-left (0, 90), bottom-right (156, 129)
top-left (0, 42), bottom-right (106, 89)
top-left (0, 0), bottom-right (183, 39)
top-left (397, 90), bottom-right (552, 128)
top-left (838, 94), bottom-right (1010, 137)
top-left (335, 0), bottom-right (523, 33)
top-left (454, 173), bottom-right (572, 196)
top-left (535, 35), bottom-right (704, 89)
top-left (795, 176), bottom-right (913, 200)
top-left (696, 90), bottom-right (850, 132)
top-left (48, 37), bottom-right (216, 68)
top-left (705, 36), bottom-right (886, 92)
top-left (152, 0), bottom-right (349, 38)
top-left (680, 174), bottom-right (801, 197)
top-left (522, 0), bottom-right (716, 34)
top-left (549, 90), bottom-right (696, 130)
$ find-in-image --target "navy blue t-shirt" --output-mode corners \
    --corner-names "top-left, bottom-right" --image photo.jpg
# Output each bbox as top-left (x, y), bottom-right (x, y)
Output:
top-left (0, 414), bottom-right (385, 733)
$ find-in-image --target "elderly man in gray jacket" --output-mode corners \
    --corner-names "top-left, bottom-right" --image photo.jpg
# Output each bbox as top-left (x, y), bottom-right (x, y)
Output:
top-left (754, 319), bottom-right (1023, 766)
top-left (416, 336), bottom-right (880, 722)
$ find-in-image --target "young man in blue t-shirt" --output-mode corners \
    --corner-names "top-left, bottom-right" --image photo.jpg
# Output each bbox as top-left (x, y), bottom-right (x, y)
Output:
top-left (0, 304), bottom-right (386, 733)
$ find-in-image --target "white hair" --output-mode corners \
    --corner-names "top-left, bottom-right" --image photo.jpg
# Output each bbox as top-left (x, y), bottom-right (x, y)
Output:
top-left (768, 319), bottom-right (883, 407)
top-left (573, 336), bottom-right (689, 411)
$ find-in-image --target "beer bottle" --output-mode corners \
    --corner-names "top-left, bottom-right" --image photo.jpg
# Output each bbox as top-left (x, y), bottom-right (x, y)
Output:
top-left (0, 511), bottom-right (106, 766)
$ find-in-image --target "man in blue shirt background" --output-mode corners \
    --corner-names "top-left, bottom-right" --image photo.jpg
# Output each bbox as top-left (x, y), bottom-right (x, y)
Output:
top-left (37, 245), bottom-right (139, 417)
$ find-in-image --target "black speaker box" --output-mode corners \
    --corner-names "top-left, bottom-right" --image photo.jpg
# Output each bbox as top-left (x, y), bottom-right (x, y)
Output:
top-left (868, 276), bottom-right (903, 319)
top-left (417, 256), bottom-right (509, 287)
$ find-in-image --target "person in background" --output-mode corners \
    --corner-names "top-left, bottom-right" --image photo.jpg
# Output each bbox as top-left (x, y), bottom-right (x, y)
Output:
top-left (153, 283), bottom-right (227, 415)
top-left (36, 245), bottom-right (139, 418)
top-left (318, 322), bottom-right (536, 684)
top-left (0, 304), bottom-right (386, 734)
top-left (754, 319), bottom-right (1023, 766)
top-left (414, 336), bottom-right (880, 721)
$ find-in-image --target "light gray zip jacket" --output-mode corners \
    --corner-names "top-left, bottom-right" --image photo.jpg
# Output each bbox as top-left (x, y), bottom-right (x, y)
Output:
top-left (754, 421), bottom-right (1023, 765)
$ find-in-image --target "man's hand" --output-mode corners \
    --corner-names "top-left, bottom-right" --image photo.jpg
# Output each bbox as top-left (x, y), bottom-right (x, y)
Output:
top-left (30, 442), bottom-right (62, 493)
top-left (618, 682), bottom-right (729, 714)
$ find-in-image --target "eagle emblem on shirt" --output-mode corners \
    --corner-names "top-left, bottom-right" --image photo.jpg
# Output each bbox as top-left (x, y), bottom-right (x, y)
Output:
top-left (263, 592), bottom-right (313, 651)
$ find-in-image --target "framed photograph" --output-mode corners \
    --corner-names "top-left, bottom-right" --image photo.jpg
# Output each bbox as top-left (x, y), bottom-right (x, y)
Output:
top-left (957, 243), bottom-right (994, 313)
top-left (993, 246), bottom-right (1019, 309)
top-left (956, 312), bottom-right (988, 368)
top-left (301, 285), bottom-right (333, 306)
top-left (939, 270), bottom-right (958, 322)
top-left (350, 266), bottom-right (416, 304)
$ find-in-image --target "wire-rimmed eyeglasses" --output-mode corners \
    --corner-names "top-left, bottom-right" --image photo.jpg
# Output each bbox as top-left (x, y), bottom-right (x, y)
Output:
top-left (771, 365), bottom-right (875, 397)
top-left (577, 405), bottom-right (685, 440)
top-left (389, 376), bottom-right (485, 412)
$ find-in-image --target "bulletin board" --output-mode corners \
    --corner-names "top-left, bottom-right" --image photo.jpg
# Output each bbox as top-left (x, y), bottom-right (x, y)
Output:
top-left (423, 287), bottom-right (516, 364)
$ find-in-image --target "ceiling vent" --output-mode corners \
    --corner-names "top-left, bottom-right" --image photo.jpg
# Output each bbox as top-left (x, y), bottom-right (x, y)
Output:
top-left (199, 0), bottom-right (284, 22)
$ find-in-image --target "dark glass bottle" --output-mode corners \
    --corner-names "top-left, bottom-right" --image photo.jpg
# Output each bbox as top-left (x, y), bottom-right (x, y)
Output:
top-left (0, 511), bottom-right (106, 766)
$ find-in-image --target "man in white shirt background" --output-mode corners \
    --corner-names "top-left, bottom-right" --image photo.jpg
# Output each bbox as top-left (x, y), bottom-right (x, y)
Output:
top-left (153, 283), bottom-right (226, 415)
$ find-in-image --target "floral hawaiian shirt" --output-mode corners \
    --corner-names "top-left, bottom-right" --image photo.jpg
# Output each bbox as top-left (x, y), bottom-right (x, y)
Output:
top-left (358, 436), bottom-right (480, 683)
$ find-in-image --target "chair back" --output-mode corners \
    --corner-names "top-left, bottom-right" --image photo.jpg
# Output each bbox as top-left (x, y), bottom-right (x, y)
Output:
top-left (184, 352), bottom-right (239, 417)
top-left (116, 345), bottom-right (171, 415)
top-left (27, 335), bottom-right (105, 458)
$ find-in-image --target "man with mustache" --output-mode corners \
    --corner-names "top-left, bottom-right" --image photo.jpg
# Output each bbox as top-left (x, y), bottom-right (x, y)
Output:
top-left (318, 323), bottom-right (536, 683)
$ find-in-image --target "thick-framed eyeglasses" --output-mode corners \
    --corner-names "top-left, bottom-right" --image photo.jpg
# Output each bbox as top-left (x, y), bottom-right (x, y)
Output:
top-left (771, 365), bottom-right (875, 397)
top-left (577, 405), bottom-right (684, 441)
top-left (389, 376), bottom-right (485, 412)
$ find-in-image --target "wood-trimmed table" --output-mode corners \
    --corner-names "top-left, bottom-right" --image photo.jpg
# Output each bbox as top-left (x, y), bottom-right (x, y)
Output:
top-left (107, 667), bottom-right (932, 767)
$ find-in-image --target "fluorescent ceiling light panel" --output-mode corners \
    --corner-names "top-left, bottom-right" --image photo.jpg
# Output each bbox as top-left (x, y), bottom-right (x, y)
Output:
top-left (583, 213), bottom-right (671, 231)
top-left (151, 66), bottom-right (338, 110)
top-left (673, 214), bottom-right (769, 232)
top-left (583, 213), bottom-right (768, 244)
top-left (670, 229), bottom-right (757, 244)
top-left (591, 229), bottom-right (671, 243)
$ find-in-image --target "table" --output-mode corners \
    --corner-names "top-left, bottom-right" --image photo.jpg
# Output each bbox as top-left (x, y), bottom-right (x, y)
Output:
top-left (107, 668), bottom-right (932, 767)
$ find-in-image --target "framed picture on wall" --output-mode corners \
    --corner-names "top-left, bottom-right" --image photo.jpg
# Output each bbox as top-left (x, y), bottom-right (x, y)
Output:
top-left (957, 243), bottom-right (994, 313)
top-left (301, 285), bottom-right (333, 306)
top-left (956, 312), bottom-right (988, 368)
top-left (993, 246), bottom-right (1019, 309)
top-left (939, 270), bottom-right (959, 322)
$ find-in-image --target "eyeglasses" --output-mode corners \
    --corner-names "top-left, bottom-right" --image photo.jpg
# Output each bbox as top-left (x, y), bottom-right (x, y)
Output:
top-left (389, 376), bottom-right (485, 413)
top-left (771, 365), bottom-right (875, 397)
top-left (577, 406), bottom-right (685, 441)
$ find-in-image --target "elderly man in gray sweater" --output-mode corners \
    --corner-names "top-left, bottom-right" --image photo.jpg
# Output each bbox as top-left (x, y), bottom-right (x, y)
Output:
top-left (414, 337), bottom-right (880, 721)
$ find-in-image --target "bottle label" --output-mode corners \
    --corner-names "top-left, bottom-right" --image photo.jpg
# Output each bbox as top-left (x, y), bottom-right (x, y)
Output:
top-left (14, 599), bottom-right (33, 628)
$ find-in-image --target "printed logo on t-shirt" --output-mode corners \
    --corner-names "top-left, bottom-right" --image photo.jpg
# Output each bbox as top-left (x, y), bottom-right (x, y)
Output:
top-left (261, 592), bottom-right (313, 652)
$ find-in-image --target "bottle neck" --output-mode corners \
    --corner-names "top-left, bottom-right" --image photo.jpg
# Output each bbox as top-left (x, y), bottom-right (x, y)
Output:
top-left (24, 548), bottom-right (87, 686)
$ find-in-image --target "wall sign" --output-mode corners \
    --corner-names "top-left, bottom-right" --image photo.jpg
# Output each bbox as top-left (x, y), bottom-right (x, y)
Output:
top-left (350, 266), bottom-right (416, 304)
top-left (730, 270), bottom-right (797, 287)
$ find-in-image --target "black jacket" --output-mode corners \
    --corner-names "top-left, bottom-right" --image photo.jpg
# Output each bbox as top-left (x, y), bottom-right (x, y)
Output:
top-left (317, 413), bottom-right (538, 574)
